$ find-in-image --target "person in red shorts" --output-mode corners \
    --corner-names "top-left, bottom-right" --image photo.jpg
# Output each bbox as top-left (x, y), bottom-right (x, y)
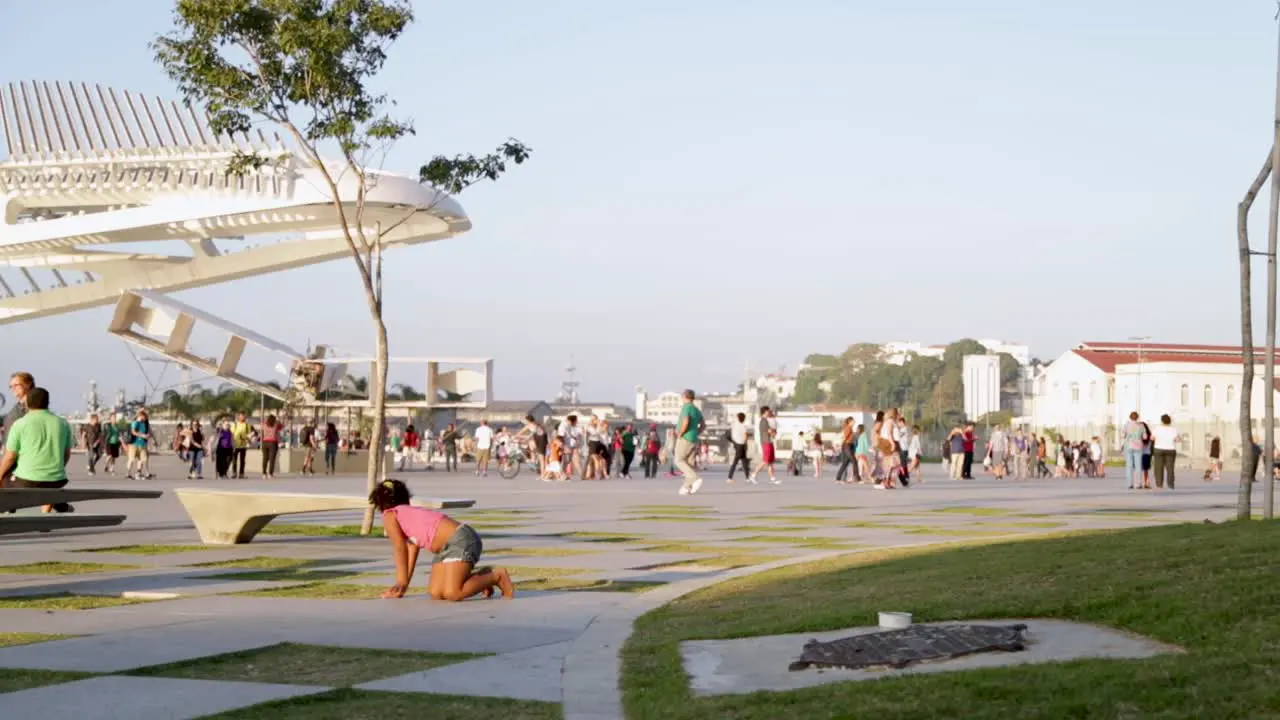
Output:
top-left (749, 406), bottom-right (780, 485)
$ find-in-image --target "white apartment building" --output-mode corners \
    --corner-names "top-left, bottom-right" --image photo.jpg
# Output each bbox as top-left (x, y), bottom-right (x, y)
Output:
top-left (753, 373), bottom-right (796, 402)
top-left (1030, 341), bottom-right (1280, 458)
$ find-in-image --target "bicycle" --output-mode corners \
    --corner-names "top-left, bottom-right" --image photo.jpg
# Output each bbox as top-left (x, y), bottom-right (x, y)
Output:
top-left (498, 446), bottom-right (539, 479)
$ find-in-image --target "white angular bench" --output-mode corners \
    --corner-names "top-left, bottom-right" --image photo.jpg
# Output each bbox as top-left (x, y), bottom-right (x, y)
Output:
top-left (174, 488), bottom-right (477, 545)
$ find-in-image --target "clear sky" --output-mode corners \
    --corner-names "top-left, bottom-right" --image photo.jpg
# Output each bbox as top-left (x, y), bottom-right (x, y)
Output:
top-left (2, 0), bottom-right (1279, 411)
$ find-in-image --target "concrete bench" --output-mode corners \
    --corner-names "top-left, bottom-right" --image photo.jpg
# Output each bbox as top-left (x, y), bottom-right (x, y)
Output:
top-left (0, 489), bottom-right (163, 513)
top-left (0, 515), bottom-right (127, 535)
top-left (174, 488), bottom-right (477, 545)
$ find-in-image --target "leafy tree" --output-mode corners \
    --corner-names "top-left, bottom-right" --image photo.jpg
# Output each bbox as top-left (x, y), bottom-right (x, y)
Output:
top-left (998, 353), bottom-right (1021, 389)
top-left (792, 372), bottom-right (827, 405)
top-left (804, 353), bottom-right (840, 368)
top-left (840, 343), bottom-right (883, 371)
top-left (943, 339), bottom-right (987, 368)
top-left (154, 0), bottom-right (529, 533)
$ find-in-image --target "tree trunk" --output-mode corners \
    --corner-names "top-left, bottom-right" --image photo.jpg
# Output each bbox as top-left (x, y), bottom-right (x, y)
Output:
top-left (1237, 149), bottom-right (1271, 521)
top-left (360, 314), bottom-right (391, 534)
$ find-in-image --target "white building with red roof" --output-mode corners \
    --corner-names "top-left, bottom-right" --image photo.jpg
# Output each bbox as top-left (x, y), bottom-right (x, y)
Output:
top-left (1031, 341), bottom-right (1278, 457)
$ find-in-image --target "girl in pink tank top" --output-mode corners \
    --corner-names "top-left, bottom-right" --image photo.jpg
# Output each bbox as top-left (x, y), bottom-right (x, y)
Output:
top-left (370, 479), bottom-right (514, 601)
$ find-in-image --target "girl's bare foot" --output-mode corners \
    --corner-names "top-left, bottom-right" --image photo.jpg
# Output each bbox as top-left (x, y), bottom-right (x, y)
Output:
top-left (495, 568), bottom-right (515, 599)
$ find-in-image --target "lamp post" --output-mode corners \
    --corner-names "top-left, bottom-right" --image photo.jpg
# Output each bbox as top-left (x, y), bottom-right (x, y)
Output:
top-left (1129, 336), bottom-right (1150, 417)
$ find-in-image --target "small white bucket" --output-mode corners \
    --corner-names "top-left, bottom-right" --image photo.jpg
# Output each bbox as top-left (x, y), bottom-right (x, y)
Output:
top-left (878, 611), bottom-right (912, 629)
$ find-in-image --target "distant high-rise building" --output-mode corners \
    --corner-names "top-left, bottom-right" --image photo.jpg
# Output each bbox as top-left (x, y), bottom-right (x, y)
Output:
top-left (963, 355), bottom-right (1002, 421)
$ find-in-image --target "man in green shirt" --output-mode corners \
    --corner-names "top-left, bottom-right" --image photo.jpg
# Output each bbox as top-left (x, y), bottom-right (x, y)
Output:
top-left (0, 387), bottom-right (75, 513)
top-left (676, 389), bottom-right (705, 495)
top-left (620, 424), bottom-right (637, 478)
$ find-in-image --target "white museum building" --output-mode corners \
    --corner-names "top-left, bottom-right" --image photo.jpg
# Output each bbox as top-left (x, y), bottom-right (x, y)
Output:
top-left (1030, 341), bottom-right (1280, 459)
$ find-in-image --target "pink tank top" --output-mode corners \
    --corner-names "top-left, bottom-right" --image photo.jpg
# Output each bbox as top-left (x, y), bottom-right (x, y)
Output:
top-left (389, 505), bottom-right (446, 549)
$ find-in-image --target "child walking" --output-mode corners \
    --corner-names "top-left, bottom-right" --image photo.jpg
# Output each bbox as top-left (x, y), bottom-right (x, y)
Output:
top-left (370, 479), bottom-right (514, 601)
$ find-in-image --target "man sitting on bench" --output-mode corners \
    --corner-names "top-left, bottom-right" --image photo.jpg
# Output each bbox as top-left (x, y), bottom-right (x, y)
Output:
top-left (0, 387), bottom-right (75, 514)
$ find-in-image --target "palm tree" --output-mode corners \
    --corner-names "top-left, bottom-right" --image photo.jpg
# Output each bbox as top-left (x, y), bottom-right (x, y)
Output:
top-left (391, 383), bottom-right (426, 401)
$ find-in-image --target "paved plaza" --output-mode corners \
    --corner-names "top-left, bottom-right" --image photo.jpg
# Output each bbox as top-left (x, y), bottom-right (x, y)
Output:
top-left (0, 455), bottom-right (1264, 719)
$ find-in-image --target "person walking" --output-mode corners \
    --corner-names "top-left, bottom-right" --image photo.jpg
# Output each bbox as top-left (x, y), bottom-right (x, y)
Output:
top-left (726, 412), bottom-right (751, 482)
top-left (231, 413), bottom-right (252, 479)
top-left (1206, 436), bottom-right (1221, 481)
top-left (260, 415), bottom-right (281, 479)
top-left (299, 420), bottom-right (316, 476)
top-left (619, 424), bottom-right (637, 478)
top-left (749, 406), bottom-right (780, 485)
top-left (675, 389), bottom-right (705, 495)
top-left (83, 413), bottom-right (105, 476)
top-left (1121, 412), bottom-right (1148, 489)
top-left (641, 424), bottom-right (661, 478)
top-left (323, 422), bottom-right (340, 474)
top-left (186, 420), bottom-right (205, 479)
top-left (0, 387), bottom-right (76, 514)
top-left (441, 423), bottom-right (459, 473)
top-left (127, 409), bottom-right (154, 480)
top-left (214, 421), bottom-right (235, 478)
top-left (946, 427), bottom-right (964, 479)
top-left (1151, 414), bottom-right (1178, 490)
top-left (834, 417), bottom-right (857, 483)
top-left (961, 423), bottom-right (976, 479)
top-left (474, 420), bottom-right (494, 477)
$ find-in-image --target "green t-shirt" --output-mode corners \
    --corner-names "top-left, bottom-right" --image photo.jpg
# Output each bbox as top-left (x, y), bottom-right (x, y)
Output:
top-left (5, 410), bottom-right (73, 482)
top-left (678, 403), bottom-right (704, 443)
top-left (621, 430), bottom-right (636, 452)
top-left (390, 435), bottom-right (403, 451)
top-left (104, 422), bottom-right (120, 445)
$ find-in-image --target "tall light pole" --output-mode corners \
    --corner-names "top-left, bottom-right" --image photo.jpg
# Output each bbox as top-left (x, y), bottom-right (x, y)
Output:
top-left (1129, 336), bottom-right (1150, 417)
top-left (1263, 8), bottom-right (1280, 521)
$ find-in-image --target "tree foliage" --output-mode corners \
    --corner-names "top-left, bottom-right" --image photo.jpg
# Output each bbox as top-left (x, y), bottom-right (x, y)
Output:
top-left (802, 339), bottom-right (1005, 429)
top-left (153, 0), bottom-right (529, 533)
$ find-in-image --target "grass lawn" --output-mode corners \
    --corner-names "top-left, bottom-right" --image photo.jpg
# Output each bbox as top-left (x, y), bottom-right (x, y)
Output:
top-left (0, 668), bottom-right (94, 694)
top-left (622, 515), bottom-right (717, 523)
top-left (257, 524), bottom-right (371, 537)
top-left (78, 544), bottom-right (217, 555)
top-left (0, 594), bottom-right (147, 610)
top-left (131, 642), bottom-right (481, 686)
top-left (505, 565), bottom-right (589, 579)
top-left (627, 505), bottom-right (718, 515)
top-left (0, 632), bottom-right (71, 647)
top-left (486, 545), bottom-right (600, 558)
top-left (0, 561), bottom-right (140, 575)
top-left (560, 531), bottom-right (650, 543)
top-left (516, 577), bottom-right (665, 594)
top-left (229, 582), bottom-right (384, 600)
top-left (716, 525), bottom-right (814, 533)
top-left (186, 557), bottom-right (361, 571)
top-left (208, 688), bottom-right (562, 719)
top-left (621, 521), bottom-right (1280, 720)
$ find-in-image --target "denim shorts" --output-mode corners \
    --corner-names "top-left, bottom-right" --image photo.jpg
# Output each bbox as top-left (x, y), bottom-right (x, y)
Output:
top-left (432, 524), bottom-right (482, 564)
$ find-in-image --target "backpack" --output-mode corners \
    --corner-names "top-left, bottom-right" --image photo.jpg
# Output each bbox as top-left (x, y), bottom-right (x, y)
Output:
top-left (645, 435), bottom-right (660, 455)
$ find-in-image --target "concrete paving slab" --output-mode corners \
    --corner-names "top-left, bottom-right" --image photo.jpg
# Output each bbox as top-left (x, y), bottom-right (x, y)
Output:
top-left (0, 675), bottom-right (326, 720)
top-left (0, 620), bottom-right (282, 672)
top-left (680, 618), bottom-right (1184, 696)
top-left (359, 641), bottom-right (570, 702)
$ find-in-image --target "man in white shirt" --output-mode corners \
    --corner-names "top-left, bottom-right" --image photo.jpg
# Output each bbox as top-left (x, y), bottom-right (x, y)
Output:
top-left (1150, 415), bottom-right (1179, 490)
top-left (474, 420), bottom-right (495, 477)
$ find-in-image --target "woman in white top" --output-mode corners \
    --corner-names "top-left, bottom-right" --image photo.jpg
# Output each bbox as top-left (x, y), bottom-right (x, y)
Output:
top-left (1150, 414), bottom-right (1178, 490)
